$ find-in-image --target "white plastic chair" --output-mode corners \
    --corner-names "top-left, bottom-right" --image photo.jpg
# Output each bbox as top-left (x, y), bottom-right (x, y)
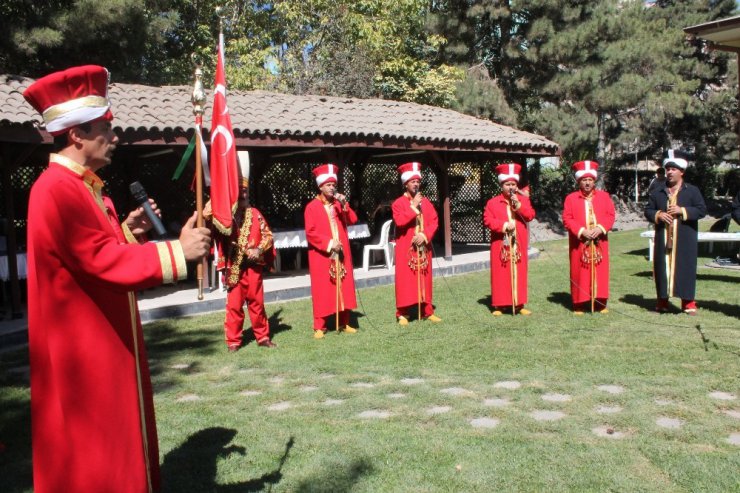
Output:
top-left (362, 220), bottom-right (394, 271)
top-left (209, 246), bottom-right (225, 292)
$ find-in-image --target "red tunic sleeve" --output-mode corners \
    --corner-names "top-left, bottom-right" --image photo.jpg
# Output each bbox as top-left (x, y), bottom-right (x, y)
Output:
top-left (37, 172), bottom-right (181, 290)
top-left (420, 198), bottom-right (438, 242)
top-left (562, 192), bottom-right (582, 238)
top-left (305, 199), bottom-right (332, 252)
top-left (514, 195), bottom-right (535, 223)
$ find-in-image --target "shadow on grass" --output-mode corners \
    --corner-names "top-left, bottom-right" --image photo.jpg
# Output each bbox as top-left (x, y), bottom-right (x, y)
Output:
top-left (294, 457), bottom-right (375, 493)
top-left (547, 292), bottom-right (572, 310)
top-left (144, 321), bottom-right (223, 389)
top-left (697, 299), bottom-right (740, 320)
top-left (631, 271), bottom-right (653, 279)
top-left (620, 293), bottom-right (658, 312)
top-left (696, 272), bottom-right (740, 284)
top-left (0, 380), bottom-right (32, 492)
top-left (477, 295), bottom-right (491, 309)
top-left (622, 248), bottom-right (649, 258)
top-left (350, 310), bottom-right (366, 329)
top-left (243, 308), bottom-right (293, 345)
top-left (161, 428), bottom-right (294, 493)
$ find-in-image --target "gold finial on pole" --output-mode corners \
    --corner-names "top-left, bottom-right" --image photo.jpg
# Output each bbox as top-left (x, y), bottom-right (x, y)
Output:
top-left (192, 63), bottom-right (206, 300)
top-left (191, 66), bottom-right (205, 118)
top-left (215, 5), bottom-right (225, 34)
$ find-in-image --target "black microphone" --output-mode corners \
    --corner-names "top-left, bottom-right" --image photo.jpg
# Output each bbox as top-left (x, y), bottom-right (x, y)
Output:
top-left (129, 181), bottom-right (167, 237)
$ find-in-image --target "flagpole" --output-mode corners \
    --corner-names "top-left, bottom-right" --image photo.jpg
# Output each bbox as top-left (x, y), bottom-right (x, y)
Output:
top-left (192, 66), bottom-right (206, 300)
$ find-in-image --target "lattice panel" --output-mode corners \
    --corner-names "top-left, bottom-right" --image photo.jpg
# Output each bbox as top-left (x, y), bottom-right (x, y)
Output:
top-left (1, 163), bottom-right (46, 244)
top-left (2, 155), bottom-right (530, 250)
top-left (255, 162), bottom-right (316, 229)
top-left (449, 160), bottom-right (511, 243)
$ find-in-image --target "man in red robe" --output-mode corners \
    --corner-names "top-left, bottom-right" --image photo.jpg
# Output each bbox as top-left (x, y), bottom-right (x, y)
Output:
top-left (304, 163), bottom-right (359, 338)
top-left (562, 160), bottom-right (616, 314)
top-left (23, 65), bottom-right (211, 493)
top-left (207, 159), bottom-right (276, 351)
top-left (392, 162), bottom-right (441, 325)
top-left (483, 163), bottom-right (536, 315)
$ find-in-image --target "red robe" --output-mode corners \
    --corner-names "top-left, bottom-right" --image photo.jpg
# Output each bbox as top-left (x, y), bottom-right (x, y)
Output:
top-left (392, 193), bottom-right (438, 310)
top-left (562, 189), bottom-right (616, 306)
top-left (483, 193), bottom-right (535, 308)
top-left (304, 196), bottom-right (358, 319)
top-left (27, 155), bottom-right (187, 493)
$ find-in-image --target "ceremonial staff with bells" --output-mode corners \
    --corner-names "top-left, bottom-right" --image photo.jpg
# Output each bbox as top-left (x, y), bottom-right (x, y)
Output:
top-left (562, 160), bottom-right (615, 315)
top-left (304, 164), bottom-right (359, 339)
top-left (391, 162), bottom-right (442, 325)
top-left (484, 163), bottom-right (536, 316)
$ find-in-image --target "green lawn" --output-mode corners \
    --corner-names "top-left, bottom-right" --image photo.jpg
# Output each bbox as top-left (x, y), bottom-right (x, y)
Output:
top-left (2, 228), bottom-right (739, 492)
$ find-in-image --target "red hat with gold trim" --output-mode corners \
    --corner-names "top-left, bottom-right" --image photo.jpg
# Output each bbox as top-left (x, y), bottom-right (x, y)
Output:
top-left (23, 65), bottom-right (113, 136)
top-left (572, 160), bottom-right (598, 181)
top-left (495, 163), bottom-right (521, 184)
top-left (313, 163), bottom-right (339, 187)
top-left (398, 162), bottom-right (422, 185)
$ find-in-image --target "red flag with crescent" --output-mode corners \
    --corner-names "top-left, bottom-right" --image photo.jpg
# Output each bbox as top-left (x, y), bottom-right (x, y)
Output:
top-left (209, 31), bottom-right (239, 234)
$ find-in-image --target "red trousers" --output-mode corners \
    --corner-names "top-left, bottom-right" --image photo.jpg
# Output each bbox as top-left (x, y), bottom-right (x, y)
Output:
top-left (314, 310), bottom-right (350, 331)
top-left (224, 266), bottom-right (269, 347)
top-left (573, 299), bottom-right (608, 311)
top-left (396, 302), bottom-right (434, 319)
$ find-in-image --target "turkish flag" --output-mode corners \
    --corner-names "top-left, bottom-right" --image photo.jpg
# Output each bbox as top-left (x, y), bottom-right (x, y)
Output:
top-left (209, 32), bottom-right (239, 234)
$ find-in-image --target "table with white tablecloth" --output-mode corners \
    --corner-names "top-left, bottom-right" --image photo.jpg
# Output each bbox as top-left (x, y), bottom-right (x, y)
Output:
top-left (640, 230), bottom-right (740, 261)
top-left (0, 252), bottom-right (27, 282)
top-left (272, 223), bottom-right (371, 271)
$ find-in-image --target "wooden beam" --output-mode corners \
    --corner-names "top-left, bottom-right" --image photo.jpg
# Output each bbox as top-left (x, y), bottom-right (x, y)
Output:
top-left (1, 145), bottom-right (36, 319)
top-left (429, 152), bottom-right (452, 260)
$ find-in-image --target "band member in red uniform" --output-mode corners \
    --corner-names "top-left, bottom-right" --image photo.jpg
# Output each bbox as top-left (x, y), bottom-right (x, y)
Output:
top-left (207, 158), bottom-right (276, 351)
top-left (562, 160), bottom-right (616, 314)
top-left (645, 149), bottom-right (707, 315)
top-left (23, 65), bottom-right (211, 492)
top-left (392, 162), bottom-right (442, 325)
top-left (483, 163), bottom-right (536, 315)
top-left (304, 163), bottom-right (359, 338)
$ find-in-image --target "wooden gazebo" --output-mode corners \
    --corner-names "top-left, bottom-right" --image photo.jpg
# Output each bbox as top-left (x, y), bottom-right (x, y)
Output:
top-left (1, 75), bottom-right (559, 318)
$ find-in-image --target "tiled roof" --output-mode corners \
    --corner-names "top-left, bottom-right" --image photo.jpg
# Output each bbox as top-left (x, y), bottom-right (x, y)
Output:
top-left (2, 74), bottom-right (558, 153)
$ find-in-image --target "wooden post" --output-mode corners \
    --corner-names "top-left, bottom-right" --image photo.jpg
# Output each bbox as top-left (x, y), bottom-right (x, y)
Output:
top-left (430, 152), bottom-right (452, 260)
top-left (1, 153), bottom-right (23, 318)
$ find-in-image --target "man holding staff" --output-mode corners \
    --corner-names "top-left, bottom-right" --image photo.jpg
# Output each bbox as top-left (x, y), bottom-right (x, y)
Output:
top-left (562, 160), bottom-right (615, 314)
top-left (645, 149), bottom-right (706, 315)
top-left (392, 162), bottom-right (441, 325)
top-left (304, 163), bottom-right (359, 338)
top-left (483, 163), bottom-right (536, 315)
top-left (206, 158), bottom-right (276, 352)
top-left (23, 65), bottom-right (211, 492)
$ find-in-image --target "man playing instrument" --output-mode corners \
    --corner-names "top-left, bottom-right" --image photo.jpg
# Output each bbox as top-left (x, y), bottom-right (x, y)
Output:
top-left (562, 160), bottom-right (616, 314)
top-left (392, 162), bottom-right (442, 325)
top-left (206, 158), bottom-right (276, 352)
top-left (304, 163), bottom-right (359, 338)
top-left (483, 163), bottom-right (536, 316)
top-left (645, 150), bottom-right (706, 315)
